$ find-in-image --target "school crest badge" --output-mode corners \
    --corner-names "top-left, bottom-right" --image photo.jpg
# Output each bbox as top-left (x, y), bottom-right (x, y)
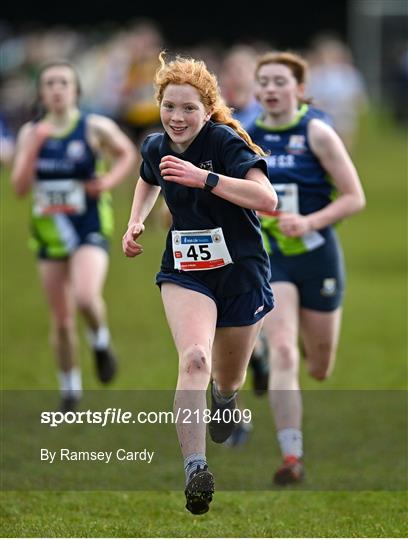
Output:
top-left (286, 135), bottom-right (306, 154)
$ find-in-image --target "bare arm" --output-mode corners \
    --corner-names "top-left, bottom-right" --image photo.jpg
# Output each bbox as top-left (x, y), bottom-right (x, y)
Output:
top-left (86, 114), bottom-right (137, 196)
top-left (122, 178), bottom-right (161, 257)
top-left (11, 122), bottom-right (53, 197)
top-left (159, 155), bottom-right (278, 213)
top-left (307, 119), bottom-right (366, 229)
top-left (127, 177), bottom-right (161, 226)
top-left (277, 119), bottom-right (366, 237)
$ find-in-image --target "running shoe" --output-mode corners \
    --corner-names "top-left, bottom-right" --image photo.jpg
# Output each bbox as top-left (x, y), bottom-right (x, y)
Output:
top-left (94, 346), bottom-right (117, 383)
top-left (185, 464), bottom-right (215, 515)
top-left (208, 381), bottom-right (237, 443)
top-left (223, 421), bottom-right (253, 448)
top-left (273, 455), bottom-right (305, 485)
top-left (249, 332), bottom-right (269, 395)
top-left (59, 395), bottom-right (80, 413)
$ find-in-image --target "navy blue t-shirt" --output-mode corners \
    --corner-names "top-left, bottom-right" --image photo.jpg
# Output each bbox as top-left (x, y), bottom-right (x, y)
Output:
top-left (140, 120), bottom-right (271, 297)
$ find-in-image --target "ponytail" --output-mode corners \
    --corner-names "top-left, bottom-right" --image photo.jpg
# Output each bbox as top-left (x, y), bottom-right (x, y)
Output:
top-left (211, 103), bottom-right (266, 156)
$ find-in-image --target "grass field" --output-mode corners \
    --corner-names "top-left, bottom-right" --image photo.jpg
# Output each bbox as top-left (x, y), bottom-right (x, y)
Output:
top-left (1, 110), bottom-right (407, 537)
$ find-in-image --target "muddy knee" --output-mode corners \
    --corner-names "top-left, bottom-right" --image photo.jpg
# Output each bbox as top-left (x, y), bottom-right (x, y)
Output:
top-left (180, 345), bottom-right (211, 378)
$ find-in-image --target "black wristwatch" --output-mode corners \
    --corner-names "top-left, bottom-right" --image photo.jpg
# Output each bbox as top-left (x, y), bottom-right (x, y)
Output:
top-left (204, 172), bottom-right (220, 192)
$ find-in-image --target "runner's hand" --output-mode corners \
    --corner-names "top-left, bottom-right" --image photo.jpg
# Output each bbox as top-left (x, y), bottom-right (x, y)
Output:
top-left (159, 155), bottom-right (207, 188)
top-left (278, 213), bottom-right (313, 237)
top-left (122, 223), bottom-right (145, 257)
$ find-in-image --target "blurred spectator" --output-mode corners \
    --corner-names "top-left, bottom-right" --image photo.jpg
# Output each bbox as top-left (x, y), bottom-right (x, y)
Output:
top-left (77, 31), bottom-right (130, 119)
top-left (306, 34), bottom-right (368, 151)
top-left (0, 112), bottom-right (15, 166)
top-left (387, 41), bottom-right (408, 129)
top-left (0, 27), bottom-right (84, 131)
top-left (186, 42), bottom-right (224, 75)
top-left (0, 70), bottom-right (33, 133)
top-left (118, 20), bottom-right (164, 144)
top-left (219, 45), bottom-right (263, 129)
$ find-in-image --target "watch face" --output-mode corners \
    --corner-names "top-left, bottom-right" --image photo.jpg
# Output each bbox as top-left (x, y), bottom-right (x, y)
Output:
top-left (205, 172), bottom-right (219, 190)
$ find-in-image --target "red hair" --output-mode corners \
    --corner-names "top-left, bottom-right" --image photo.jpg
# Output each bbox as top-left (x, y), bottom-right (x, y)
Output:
top-left (155, 51), bottom-right (266, 155)
top-left (255, 51), bottom-right (312, 104)
top-left (255, 51), bottom-right (308, 84)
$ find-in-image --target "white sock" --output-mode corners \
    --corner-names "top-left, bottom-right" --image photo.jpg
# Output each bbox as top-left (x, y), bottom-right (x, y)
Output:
top-left (184, 453), bottom-right (207, 483)
top-left (58, 367), bottom-right (82, 399)
top-left (87, 326), bottom-right (110, 350)
top-left (277, 428), bottom-right (303, 458)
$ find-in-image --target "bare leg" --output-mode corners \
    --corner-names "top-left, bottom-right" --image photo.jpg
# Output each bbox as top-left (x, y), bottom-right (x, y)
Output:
top-left (70, 245), bottom-right (117, 383)
top-left (262, 282), bottom-right (306, 483)
top-left (161, 283), bottom-right (217, 458)
top-left (38, 260), bottom-right (76, 373)
top-left (262, 283), bottom-right (301, 430)
top-left (300, 307), bottom-right (342, 380)
top-left (212, 321), bottom-right (263, 392)
top-left (70, 245), bottom-right (109, 331)
top-left (38, 259), bottom-right (82, 407)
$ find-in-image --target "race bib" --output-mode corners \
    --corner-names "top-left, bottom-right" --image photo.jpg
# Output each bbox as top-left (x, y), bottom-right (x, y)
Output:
top-left (33, 180), bottom-right (86, 216)
top-left (171, 227), bottom-right (233, 271)
top-left (273, 183), bottom-right (299, 214)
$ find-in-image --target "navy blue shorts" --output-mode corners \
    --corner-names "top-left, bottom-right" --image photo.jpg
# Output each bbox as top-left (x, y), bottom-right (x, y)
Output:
top-left (156, 271), bottom-right (274, 327)
top-left (36, 231), bottom-right (109, 260)
top-left (270, 233), bottom-right (345, 312)
top-left (31, 194), bottom-right (113, 260)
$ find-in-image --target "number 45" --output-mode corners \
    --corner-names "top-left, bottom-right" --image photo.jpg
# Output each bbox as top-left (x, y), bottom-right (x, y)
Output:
top-left (187, 245), bottom-right (211, 261)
